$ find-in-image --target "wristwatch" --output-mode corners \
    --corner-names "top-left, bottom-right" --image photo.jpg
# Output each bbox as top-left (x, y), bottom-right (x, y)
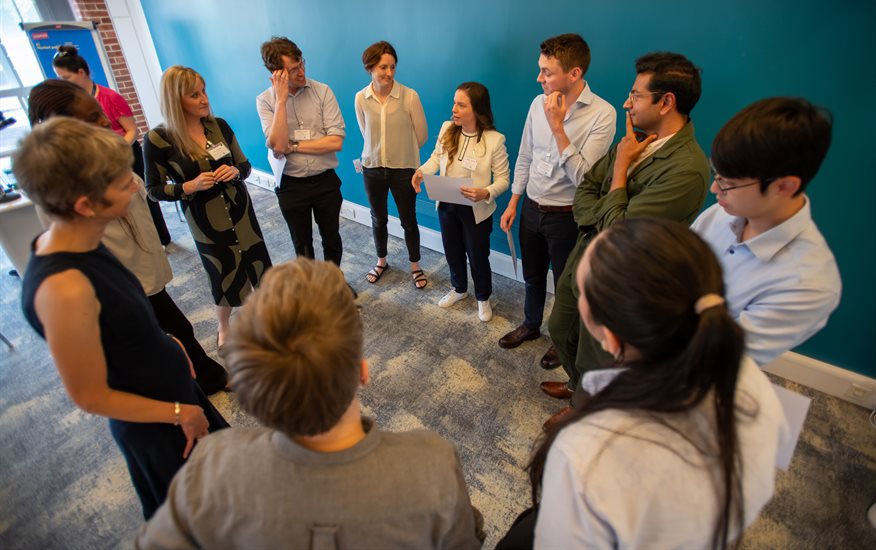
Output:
top-left (290, 139), bottom-right (299, 153)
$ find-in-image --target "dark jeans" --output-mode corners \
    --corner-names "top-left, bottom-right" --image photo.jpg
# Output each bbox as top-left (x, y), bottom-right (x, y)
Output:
top-left (438, 203), bottom-right (493, 301)
top-left (133, 140), bottom-right (170, 245)
top-left (363, 167), bottom-right (420, 262)
top-left (519, 197), bottom-right (578, 330)
top-left (276, 169), bottom-right (343, 265)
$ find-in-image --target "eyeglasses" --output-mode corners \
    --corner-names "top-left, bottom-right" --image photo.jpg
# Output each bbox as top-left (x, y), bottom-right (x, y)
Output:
top-left (711, 167), bottom-right (777, 194)
top-left (286, 59), bottom-right (306, 74)
top-left (627, 90), bottom-right (664, 103)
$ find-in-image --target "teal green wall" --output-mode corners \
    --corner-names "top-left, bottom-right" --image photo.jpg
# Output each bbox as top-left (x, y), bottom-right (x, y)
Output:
top-left (141, 0), bottom-right (875, 376)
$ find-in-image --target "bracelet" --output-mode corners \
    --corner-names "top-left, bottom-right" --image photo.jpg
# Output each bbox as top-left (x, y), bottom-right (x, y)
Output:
top-left (173, 401), bottom-right (181, 426)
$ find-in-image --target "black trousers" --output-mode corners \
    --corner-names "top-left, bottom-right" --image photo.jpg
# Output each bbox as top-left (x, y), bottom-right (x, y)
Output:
top-left (362, 167), bottom-right (420, 262)
top-left (276, 169), bottom-right (343, 265)
top-left (495, 506), bottom-right (537, 549)
top-left (148, 288), bottom-right (227, 395)
top-left (132, 140), bottom-right (170, 245)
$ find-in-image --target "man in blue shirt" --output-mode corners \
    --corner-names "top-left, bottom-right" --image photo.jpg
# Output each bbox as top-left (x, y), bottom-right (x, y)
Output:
top-left (691, 97), bottom-right (841, 367)
top-left (498, 34), bottom-right (616, 367)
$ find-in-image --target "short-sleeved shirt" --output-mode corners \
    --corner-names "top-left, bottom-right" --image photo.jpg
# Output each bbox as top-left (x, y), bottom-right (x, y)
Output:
top-left (95, 84), bottom-right (134, 138)
top-left (256, 78), bottom-right (345, 178)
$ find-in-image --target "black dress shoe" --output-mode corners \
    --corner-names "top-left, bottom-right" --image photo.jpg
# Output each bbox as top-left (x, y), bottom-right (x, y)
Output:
top-left (498, 324), bottom-right (540, 349)
top-left (540, 381), bottom-right (574, 399)
top-left (540, 345), bottom-right (562, 370)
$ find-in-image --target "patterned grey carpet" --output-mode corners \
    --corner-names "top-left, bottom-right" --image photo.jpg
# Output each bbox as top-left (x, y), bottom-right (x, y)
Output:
top-left (0, 183), bottom-right (873, 549)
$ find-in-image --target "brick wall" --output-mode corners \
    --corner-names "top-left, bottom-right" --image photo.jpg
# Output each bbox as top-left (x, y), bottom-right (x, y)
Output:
top-left (70, 0), bottom-right (149, 139)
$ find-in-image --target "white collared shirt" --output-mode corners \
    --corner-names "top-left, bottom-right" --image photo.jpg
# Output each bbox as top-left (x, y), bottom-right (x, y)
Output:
top-left (511, 82), bottom-right (616, 206)
top-left (691, 197), bottom-right (841, 366)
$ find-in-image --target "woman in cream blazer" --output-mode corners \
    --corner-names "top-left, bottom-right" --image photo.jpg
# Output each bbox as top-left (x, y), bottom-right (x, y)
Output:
top-left (413, 82), bottom-right (510, 321)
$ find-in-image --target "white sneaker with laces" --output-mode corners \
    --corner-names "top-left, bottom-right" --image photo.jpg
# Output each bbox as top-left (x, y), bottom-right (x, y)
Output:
top-left (478, 300), bottom-right (493, 322)
top-left (438, 289), bottom-right (467, 308)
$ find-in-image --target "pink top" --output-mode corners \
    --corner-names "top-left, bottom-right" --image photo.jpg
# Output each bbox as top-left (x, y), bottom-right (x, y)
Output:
top-left (95, 84), bottom-right (134, 137)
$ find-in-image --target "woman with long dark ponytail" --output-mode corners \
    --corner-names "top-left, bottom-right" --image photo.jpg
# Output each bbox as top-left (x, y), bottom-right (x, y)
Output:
top-left (517, 218), bottom-right (786, 548)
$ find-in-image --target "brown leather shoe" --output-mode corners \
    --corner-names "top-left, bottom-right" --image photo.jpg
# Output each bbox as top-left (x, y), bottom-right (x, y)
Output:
top-left (498, 324), bottom-right (540, 349)
top-left (543, 406), bottom-right (573, 432)
top-left (540, 381), bottom-right (574, 399)
top-left (540, 345), bottom-right (562, 370)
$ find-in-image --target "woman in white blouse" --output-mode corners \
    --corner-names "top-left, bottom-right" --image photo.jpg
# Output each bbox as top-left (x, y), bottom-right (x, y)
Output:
top-left (508, 218), bottom-right (786, 549)
top-left (413, 82), bottom-right (510, 321)
top-left (355, 41), bottom-right (429, 288)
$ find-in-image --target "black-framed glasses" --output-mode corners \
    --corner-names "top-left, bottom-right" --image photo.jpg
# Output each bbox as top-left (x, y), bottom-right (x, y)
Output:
top-left (711, 165), bottom-right (777, 194)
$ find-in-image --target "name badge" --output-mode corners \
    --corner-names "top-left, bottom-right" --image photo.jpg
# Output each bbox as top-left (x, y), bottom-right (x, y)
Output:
top-left (353, 159), bottom-right (363, 174)
top-left (537, 160), bottom-right (554, 177)
top-left (206, 142), bottom-right (231, 161)
top-left (294, 129), bottom-right (312, 141)
top-left (461, 156), bottom-right (478, 171)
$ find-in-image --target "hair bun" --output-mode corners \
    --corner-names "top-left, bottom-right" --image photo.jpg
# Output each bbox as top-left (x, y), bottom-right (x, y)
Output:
top-left (57, 45), bottom-right (79, 56)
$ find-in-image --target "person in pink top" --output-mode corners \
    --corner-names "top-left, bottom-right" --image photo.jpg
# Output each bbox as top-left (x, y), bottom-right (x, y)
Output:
top-left (53, 45), bottom-right (170, 245)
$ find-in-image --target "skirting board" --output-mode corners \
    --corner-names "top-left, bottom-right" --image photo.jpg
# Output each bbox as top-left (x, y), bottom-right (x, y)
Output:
top-left (247, 171), bottom-right (873, 409)
top-left (247, 169), bottom-right (549, 291)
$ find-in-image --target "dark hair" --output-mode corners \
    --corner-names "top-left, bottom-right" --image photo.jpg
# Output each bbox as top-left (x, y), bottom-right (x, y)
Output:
top-left (635, 52), bottom-right (702, 116)
top-left (52, 45), bottom-right (90, 75)
top-left (441, 82), bottom-right (496, 161)
top-left (28, 79), bottom-right (82, 124)
top-left (362, 40), bottom-right (397, 72)
top-left (540, 33), bottom-right (591, 75)
top-left (528, 218), bottom-right (746, 549)
top-left (225, 259), bottom-right (364, 438)
top-left (711, 97), bottom-right (832, 195)
top-left (260, 36), bottom-right (302, 72)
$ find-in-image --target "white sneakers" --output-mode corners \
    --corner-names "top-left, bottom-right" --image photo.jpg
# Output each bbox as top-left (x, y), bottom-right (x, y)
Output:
top-left (477, 300), bottom-right (492, 322)
top-left (438, 290), bottom-right (492, 322)
top-left (438, 289), bottom-right (467, 308)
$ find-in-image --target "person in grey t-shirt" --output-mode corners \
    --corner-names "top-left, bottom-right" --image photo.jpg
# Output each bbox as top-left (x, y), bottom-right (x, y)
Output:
top-left (136, 258), bottom-right (484, 549)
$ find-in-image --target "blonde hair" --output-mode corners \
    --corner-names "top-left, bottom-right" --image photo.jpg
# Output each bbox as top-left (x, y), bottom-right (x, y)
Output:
top-left (225, 258), bottom-right (363, 437)
top-left (159, 65), bottom-right (212, 159)
top-left (12, 117), bottom-right (132, 219)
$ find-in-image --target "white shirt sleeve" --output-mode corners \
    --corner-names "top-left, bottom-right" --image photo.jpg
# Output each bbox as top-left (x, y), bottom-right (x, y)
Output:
top-left (534, 440), bottom-right (615, 549)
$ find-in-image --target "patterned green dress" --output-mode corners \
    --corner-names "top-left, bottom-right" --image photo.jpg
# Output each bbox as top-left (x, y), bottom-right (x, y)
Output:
top-left (144, 117), bottom-right (271, 306)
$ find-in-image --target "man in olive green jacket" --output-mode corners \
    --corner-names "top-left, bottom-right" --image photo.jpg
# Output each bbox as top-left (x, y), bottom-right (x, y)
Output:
top-left (541, 52), bottom-right (710, 419)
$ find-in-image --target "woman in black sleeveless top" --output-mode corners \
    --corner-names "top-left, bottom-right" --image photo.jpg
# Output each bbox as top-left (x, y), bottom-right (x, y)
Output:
top-left (15, 117), bottom-right (228, 519)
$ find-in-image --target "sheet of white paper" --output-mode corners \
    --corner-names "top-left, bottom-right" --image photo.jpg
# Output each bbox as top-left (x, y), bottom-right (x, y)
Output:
top-left (506, 229), bottom-right (518, 277)
top-left (771, 383), bottom-right (811, 471)
top-left (423, 174), bottom-right (476, 206)
top-left (267, 151), bottom-right (287, 186)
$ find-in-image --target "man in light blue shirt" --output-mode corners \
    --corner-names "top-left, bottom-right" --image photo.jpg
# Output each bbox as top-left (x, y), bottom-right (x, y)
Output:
top-left (498, 34), bottom-right (615, 365)
top-left (692, 97), bottom-right (841, 367)
top-left (256, 36), bottom-right (346, 266)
